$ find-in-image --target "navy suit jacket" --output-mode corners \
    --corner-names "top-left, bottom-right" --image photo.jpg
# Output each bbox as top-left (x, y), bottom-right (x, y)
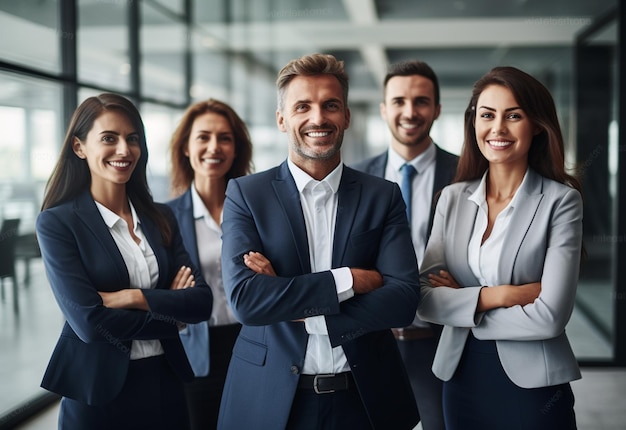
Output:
top-left (352, 144), bottom-right (459, 235)
top-left (167, 189), bottom-right (212, 377)
top-left (36, 190), bottom-right (213, 405)
top-left (218, 161), bottom-right (420, 430)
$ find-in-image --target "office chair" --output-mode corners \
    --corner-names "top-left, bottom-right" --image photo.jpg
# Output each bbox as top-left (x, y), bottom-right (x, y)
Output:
top-left (0, 218), bottom-right (21, 313)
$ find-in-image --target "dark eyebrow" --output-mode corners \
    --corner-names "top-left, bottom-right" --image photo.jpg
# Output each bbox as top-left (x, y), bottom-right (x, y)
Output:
top-left (478, 106), bottom-right (522, 112)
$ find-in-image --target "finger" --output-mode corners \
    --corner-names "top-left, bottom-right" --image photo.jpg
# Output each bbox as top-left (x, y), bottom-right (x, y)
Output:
top-left (173, 266), bottom-right (188, 286)
top-left (174, 268), bottom-right (193, 290)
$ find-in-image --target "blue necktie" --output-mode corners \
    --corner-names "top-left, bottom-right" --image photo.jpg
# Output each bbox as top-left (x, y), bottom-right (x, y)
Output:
top-left (401, 163), bottom-right (417, 222)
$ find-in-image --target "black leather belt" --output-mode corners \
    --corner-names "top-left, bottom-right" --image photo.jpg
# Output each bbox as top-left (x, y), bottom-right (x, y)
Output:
top-left (297, 372), bottom-right (354, 394)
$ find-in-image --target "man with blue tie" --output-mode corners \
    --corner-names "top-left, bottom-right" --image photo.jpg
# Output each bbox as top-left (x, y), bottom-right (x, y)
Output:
top-left (353, 60), bottom-right (458, 430)
top-left (218, 53), bottom-right (420, 430)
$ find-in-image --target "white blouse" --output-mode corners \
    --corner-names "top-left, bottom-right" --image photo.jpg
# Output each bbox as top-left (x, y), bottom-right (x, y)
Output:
top-left (467, 169), bottom-right (530, 286)
top-left (95, 199), bottom-right (164, 360)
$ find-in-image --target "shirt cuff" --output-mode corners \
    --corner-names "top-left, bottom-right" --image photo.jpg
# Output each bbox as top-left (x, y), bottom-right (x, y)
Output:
top-left (331, 267), bottom-right (354, 303)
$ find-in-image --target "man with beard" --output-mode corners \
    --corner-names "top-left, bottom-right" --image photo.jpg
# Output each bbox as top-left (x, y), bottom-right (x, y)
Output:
top-left (218, 53), bottom-right (420, 430)
top-left (353, 60), bottom-right (458, 430)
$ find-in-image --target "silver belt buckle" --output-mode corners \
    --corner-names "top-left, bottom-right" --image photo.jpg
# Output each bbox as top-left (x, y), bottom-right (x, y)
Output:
top-left (313, 374), bottom-right (336, 394)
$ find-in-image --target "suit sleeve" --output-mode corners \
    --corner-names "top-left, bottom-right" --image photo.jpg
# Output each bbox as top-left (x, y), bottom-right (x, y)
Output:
top-left (142, 204), bottom-right (213, 324)
top-left (324, 183), bottom-right (421, 346)
top-left (417, 187), bottom-right (484, 327)
top-left (418, 186), bottom-right (583, 341)
top-left (471, 188), bottom-right (583, 340)
top-left (36, 208), bottom-right (211, 345)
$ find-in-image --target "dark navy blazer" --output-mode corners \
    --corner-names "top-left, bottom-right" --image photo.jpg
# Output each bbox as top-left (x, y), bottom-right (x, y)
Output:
top-left (36, 190), bottom-right (213, 406)
top-left (218, 162), bottom-right (421, 430)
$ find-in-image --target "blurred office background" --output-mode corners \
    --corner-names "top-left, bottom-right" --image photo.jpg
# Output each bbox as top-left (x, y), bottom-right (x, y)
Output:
top-left (0, 0), bottom-right (624, 428)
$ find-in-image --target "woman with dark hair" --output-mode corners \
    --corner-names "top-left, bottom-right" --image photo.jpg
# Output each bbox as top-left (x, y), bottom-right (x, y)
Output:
top-left (36, 93), bottom-right (213, 430)
top-left (167, 98), bottom-right (253, 429)
top-left (417, 67), bottom-right (582, 429)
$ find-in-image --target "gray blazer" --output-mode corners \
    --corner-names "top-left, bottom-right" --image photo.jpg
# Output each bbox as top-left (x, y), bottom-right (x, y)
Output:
top-left (417, 168), bottom-right (583, 388)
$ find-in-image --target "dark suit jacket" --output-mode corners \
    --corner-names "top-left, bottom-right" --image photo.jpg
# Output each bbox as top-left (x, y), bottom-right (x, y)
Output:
top-left (36, 190), bottom-right (213, 405)
top-left (218, 161), bottom-right (420, 430)
top-left (352, 144), bottom-right (459, 234)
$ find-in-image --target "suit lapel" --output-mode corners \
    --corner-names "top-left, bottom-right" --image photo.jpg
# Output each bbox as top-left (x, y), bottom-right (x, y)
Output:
top-left (74, 190), bottom-right (130, 287)
top-left (451, 183), bottom-right (482, 286)
top-left (333, 168), bottom-right (360, 266)
top-left (139, 210), bottom-right (170, 290)
top-left (172, 190), bottom-right (200, 269)
top-left (273, 162), bottom-right (312, 273)
top-left (497, 170), bottom-right (544, 283)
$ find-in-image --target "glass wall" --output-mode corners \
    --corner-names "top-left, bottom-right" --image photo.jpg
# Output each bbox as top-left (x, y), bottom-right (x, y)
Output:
top-left (573, 12), bottom-right (620, 363)
top-left (0, 0), bottom-right (622, 426)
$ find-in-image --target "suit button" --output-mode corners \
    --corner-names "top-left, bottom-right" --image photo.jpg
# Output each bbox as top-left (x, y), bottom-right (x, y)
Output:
top-left (290, 365), bottom-right (300, 375)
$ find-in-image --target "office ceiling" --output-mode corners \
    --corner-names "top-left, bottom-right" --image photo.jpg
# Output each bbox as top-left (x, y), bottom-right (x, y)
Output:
top-left (0, 0), bottom-right (619, 112)
top-left (191, 0), bottom-right (618, 107)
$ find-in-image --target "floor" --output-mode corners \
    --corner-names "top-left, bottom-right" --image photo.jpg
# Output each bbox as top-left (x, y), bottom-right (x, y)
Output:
top-left (2, 260), bottom-right (625, 429)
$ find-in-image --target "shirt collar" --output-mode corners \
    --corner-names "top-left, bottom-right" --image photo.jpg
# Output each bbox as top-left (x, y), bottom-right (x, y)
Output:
top-left (190, 182), bottom-right (212, 220)
top-left (387, 139), bottom-right (436, 174)
top-left (287, 158), bottom-right (343, 195)
top-left (468, 167), bottom-right (530, 208)
top-left (95, 198), bottom-right (140, 230)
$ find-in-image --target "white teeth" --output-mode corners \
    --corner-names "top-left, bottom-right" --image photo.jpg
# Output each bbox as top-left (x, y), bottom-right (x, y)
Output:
top-left (202, 158), bottom-right (221, 164)
top-left (307, 131), bottom-right (330, 138)
top-left (489, 140), bottom-right (513, 147)
top-left (400, 123), bottom-right (418, 130)
top-left (109, 161), bottom-right (131, 167)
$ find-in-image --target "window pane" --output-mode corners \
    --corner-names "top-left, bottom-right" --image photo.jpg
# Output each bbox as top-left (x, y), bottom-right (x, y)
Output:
top-left (141, 2), bottom-right (187, 104)
top-left (0, 0), bottom-right (60, 73)
top-left (141, 103), bottom-right (184, 203)
top-left (0, 71), bottom-right (64, 415)
top-left (77, 0), bottom-right (131, 91)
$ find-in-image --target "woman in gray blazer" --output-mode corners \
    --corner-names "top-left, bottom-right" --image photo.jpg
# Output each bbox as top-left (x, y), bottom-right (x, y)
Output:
top-left (417, 67), bottom-right (582, 429)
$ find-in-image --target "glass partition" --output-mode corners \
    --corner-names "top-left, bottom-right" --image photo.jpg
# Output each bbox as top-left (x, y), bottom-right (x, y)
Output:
top-left (77, 0), bottom-right (131, 92)
top-left (571, 13), bottom-right (618, 362)
top-left (0, 0), bottom-right (60, 74)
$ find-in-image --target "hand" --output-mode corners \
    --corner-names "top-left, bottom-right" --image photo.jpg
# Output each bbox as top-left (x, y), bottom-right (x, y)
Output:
top-left (244, 251), bottom-right (277, 276)
top-left (477, 282), bottom-right (541, 312)
top-left (170, 266), bottom-right (195, 290)
top-left (351, 268), bottom-right (383, 294)
top-left (502, 282), bottom-right (541, 308)
top-left (428, 270), bottom-right (460, 289)
top-left (98, 289), bottom-right (148, 311)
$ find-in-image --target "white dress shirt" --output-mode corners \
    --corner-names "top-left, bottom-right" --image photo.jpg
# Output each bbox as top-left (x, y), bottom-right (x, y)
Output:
top-left (468, 168), bottom-right (530, 286)
top-left (385, 142), bottom-right (436, 267)
top-left (287, 159), bottom-right (354, 375)
top-left (386, 142), bottom-right (436, 328)
top-left (190, 183), bottom-right (238, 326)
top-left (95, 199), bottom-right (164, 360)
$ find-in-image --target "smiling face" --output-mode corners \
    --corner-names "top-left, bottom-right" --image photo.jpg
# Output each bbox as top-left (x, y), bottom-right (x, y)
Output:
top-left (381, 74), bottom-right (440, 159)
top-left (474, 84), bottom-right (537, 171)
top-left (185, 112), bottom-right (236, 183)
top-left (276, 74), bottom-right (350, 172)
top-left (73, 109), bottom-right (140, 195)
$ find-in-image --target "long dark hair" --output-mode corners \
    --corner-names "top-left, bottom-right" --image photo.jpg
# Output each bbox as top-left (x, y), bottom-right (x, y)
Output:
top-left (169, 98), bottom-right (253, 197)
top-left (455, 66), bottom-right (581, 195)
top-left (41, 93), bottom-right (172, 245)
